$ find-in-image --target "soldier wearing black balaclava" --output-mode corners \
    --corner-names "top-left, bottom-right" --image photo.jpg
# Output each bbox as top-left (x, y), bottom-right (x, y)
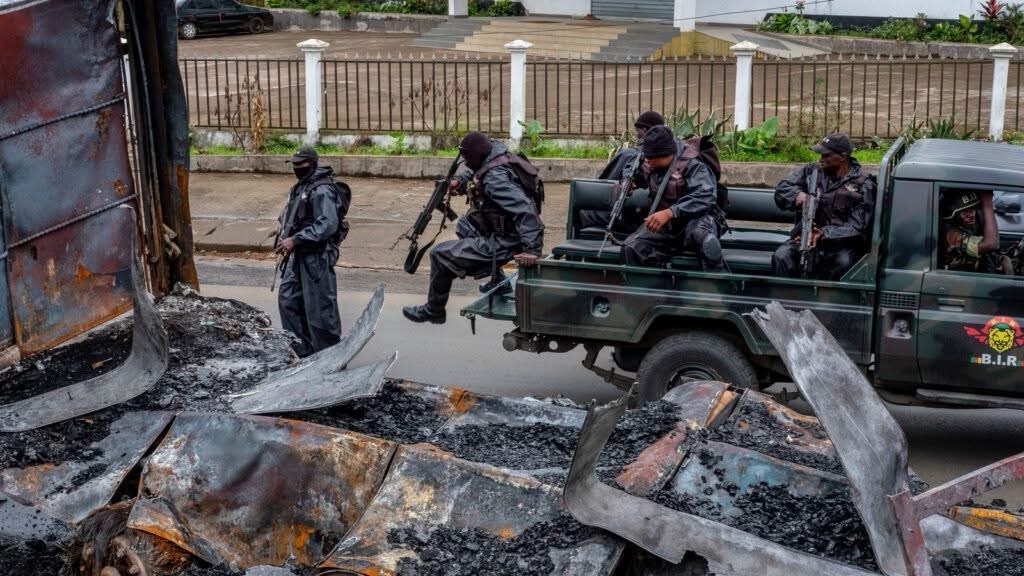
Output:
top-left (578, 111), bottom-right (664, 233)
top-left (402, 132), bottom-right (544, 324)
top-left (276, 145), bottom-right (351, 356)
top-left (618, 125), bottom-right (726, 270)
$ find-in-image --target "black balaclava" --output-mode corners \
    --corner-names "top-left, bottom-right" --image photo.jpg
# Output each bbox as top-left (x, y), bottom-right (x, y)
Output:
top-left (293, 161), bottom-right (317, 181)
top-left (459, 131), bottom-right (492, 171)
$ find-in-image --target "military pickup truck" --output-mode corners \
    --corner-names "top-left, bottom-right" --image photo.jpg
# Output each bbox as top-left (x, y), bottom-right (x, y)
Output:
top-left (462, 138), bottom-right (1024, 407)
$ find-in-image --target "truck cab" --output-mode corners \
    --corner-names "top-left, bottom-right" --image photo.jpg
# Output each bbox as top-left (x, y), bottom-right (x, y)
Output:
top-left (462, 138), bottom-right (1024, 407)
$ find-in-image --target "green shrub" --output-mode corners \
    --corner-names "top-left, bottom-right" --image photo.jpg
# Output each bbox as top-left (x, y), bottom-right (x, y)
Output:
top-left (869, 16), bottom-right (928, 41)
top-left (758, 14), bottom-right (833, 35)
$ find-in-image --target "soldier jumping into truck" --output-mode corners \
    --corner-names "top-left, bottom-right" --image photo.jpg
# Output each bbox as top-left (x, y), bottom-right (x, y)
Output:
top-left (941, 189), bottom-right (1015, 275)
top-left (772, 133), bottom-right (877, 280)
top-left (402, 132), bottom-right (544, 325)
top-left (275, 145), bottom-right (352, 357)
top-left (617, 125), bottom-right (727, 270)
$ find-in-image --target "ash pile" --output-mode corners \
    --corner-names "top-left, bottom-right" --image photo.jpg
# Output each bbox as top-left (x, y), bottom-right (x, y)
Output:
top-left (2, 289), bottom-right (1024, 576)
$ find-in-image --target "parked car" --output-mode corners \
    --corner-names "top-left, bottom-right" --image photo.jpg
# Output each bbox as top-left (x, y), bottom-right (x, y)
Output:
top-left (175, 0), bottom-right (273, 40)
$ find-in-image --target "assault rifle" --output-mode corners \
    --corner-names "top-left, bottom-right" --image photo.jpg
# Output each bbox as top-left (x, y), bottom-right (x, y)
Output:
top-left (397, 153), bottom-right (462, 274)
top-left (271, 189), bottom-right (303, 292)
top-left (798, 166), bottom-right (820, 278)
top-left (598, 150), bottom-right (643, 257)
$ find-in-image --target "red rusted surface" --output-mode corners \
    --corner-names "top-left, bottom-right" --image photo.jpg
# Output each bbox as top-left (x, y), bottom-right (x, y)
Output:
top-left (0, 0), bottom-right (138, 355)
top-left (133, 413), bottom-right (396, 569)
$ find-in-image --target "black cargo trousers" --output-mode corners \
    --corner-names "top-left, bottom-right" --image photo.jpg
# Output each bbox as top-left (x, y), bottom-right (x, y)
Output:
top-left (278, 243), bottom-right (342, 356)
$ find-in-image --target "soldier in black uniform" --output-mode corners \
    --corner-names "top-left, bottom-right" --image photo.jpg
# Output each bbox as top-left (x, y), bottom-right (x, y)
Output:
top-left (619, 125), bottom-right (726, 270)
top-left (941, 189), bottom-right (1013, 275)
top-left (579, 111), bottom-right (665, 232)
top-left (772, 133), bottom-right (877, 280)
top-left (276, 146), bottom-right (351, 356)
top-left (403, 132), bottom-right (544, 324)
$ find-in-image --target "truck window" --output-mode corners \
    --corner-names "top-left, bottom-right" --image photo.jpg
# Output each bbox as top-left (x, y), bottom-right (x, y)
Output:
top-left (937, 187), bottom-right (1014, 276)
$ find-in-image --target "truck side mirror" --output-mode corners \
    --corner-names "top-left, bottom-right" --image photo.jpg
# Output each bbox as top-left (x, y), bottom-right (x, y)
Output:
top-left (994, 193), bottom-right (1022, 215)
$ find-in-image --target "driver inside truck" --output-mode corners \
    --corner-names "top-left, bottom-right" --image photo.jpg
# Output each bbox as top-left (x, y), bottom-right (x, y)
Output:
top-left (940, 189), bottom-right (1014, 275)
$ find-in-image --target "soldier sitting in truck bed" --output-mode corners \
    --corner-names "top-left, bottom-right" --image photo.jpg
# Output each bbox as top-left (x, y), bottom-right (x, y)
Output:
top-left (772, 133), bottom-right (877, 280)
top-left (941, 189), bottom-right (1014, 275)
top-left (618, 125), bottom-right (727, 270)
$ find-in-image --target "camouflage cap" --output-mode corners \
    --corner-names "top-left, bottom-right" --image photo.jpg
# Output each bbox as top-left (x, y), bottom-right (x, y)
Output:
top-left (285, 145), bottom-right (318, 164)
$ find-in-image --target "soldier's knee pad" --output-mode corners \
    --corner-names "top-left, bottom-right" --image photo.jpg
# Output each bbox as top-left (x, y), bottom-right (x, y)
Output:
top-left (701, 235), bottom-right (723, 262)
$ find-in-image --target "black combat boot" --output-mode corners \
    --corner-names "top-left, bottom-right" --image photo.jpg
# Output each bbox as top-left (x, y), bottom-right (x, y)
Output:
top-left (402, 304), bottom-right (446, 324)
top-left (479, 273), bottom-right (512, 295)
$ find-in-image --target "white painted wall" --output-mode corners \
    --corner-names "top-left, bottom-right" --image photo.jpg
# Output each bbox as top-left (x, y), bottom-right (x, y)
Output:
top-left (695, 0), bottom-right (981, 26)
top-left (521, 0), bottom-right (590, 17)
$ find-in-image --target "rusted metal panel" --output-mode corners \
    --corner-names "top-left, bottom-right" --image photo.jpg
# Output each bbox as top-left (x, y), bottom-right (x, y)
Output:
top-left (0, 489), bottom-right (70, 542)
top-left (135, 413), bottom-right (396, 569)
top-left (0, 0), bottom-right (140, 355)
top-left (0, 215), bottom-right (169, 432)
top-left (614, 381), bottom-right (730, 497)
top-left (729, 388), bottom-right (838, 460)
top-left (948, 506), bottom-right (1024, 542)
top-left (751, 303), bottom-right (912, 576)
top-left (0, 411), bottom-right (173, 523)
top-left (563, 392), bottom-right (878, 576)
top-left (321, 444), bottom-right (625, 575)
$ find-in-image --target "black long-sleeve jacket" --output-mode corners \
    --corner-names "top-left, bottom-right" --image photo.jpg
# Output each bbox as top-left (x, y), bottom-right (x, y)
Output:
top-left (635, 142), bottom-right (718, 222)
top-left (456, 141), bottom-right (544, 255)
top-left (281, 165), bottom-right (349, 249)
top-left (774, 159), bottom-right (877, 244)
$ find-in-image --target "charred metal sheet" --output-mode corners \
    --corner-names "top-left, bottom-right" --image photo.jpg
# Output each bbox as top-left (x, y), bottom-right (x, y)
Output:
top-left (727, 388), bottom-right (838, 460)
top-left (231, 286), bottom-right (388, 414)
top-left (434, 392), bottom-right (585, 430)
top-left (947, 506), bottom-right (1024, 542)
top-left (920, 514), bottom-right (1024, 553)
top-left (671, 440), bottom-right (848, 513)
top-left (563, 392), bottom-right (876, 576)
top-left (127, 496), bottom-right (223, 565)
top-left (320, 444), bottom-right (624, 575)
top-left (0, 0), bottom-right (143, 354)
top-left (1, 411), bottom-right (173, 524)
top-left (0, 490), bottom-right (70, 542)
top-left (136, 413), bottom-right (395, 569)
top-left (0, 217), bottom-right (169, 431)
top-left (752, 303), bottom-right (911, 576)
top-left (231, 353), bottom-right (396, 415)
top-left (614, 381), bottom-right (730, 497)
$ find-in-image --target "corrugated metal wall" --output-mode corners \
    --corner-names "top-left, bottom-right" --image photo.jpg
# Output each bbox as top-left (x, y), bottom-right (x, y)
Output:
top-left (592, 0), bottom-right (674, 21)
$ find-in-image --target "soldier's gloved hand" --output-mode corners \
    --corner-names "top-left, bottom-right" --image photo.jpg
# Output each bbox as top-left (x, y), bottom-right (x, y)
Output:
top-left (644, 209), bottom-right (673, 233)
top-left (277, 237), bottom-right (296, 254)
top-left (514, 253), bottom-right (539, 267)
top-left (448, 179), bottom-right (464, 196)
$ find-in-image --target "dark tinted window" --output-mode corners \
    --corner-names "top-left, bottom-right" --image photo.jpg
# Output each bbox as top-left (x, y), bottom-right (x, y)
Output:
top-left (192, 0), bottom-right (216, 9)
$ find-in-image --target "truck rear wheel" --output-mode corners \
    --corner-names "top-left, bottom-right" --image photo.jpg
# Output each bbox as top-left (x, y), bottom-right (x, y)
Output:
top-left (636, 331), bottom-right (757, 403)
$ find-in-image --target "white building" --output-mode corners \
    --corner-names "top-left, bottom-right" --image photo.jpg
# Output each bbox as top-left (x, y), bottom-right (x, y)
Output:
top-left (507, 0), bottom-right (985, 29)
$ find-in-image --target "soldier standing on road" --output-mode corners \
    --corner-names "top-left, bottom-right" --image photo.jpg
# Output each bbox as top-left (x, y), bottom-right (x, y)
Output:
top-left (402, 132), bottom-right (544, 324)
top-left (276, 145), bottom-right (351, 357)
top-left (941, 189), bottom-right (1014, 275)
top-left (772, 133), bottom-right (876, 280)
top-left (618, 125), bottom-right (726, 270)
top-left (579, 111), bottom-right (665, 232)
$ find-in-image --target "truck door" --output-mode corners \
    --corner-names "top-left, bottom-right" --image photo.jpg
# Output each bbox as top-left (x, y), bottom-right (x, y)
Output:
top-left (918, 185), bottom-right (1024, 395)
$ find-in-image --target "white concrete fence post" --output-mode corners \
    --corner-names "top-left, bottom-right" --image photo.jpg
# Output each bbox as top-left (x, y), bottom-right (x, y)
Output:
top-left (505, 39), bottom-right (533, 149)
top-left (989, 42), bottom-right (1018, 141)
top-left (448, 0), bottom-right (468, 17)
top-left (674, 0), bottom-right (697, 31)
top-left (731, 41), bottom-right (759, 131)
top-left (297, 38), bottom-right (329, 145)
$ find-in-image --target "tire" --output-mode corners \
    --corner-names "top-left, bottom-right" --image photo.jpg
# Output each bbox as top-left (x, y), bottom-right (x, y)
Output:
top-left (180, 22), bottom-right (198, 40)
top-left (612, 346), bottom-right (646, 373)
top-left (248, 17), bottom-right (265, 34)
top-left (636, 331), bottom-right (757, 403)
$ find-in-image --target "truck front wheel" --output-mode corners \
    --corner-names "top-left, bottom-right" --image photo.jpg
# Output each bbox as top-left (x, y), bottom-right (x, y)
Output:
top-left (636, 331), bottom-right (757, 403)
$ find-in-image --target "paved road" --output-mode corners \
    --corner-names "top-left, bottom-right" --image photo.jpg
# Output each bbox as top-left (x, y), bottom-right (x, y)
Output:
top-left (198, 255), bottom-right (1024, 506)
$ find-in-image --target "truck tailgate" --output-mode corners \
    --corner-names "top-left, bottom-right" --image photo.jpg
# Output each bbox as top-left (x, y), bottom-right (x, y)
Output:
top-left (460, 273), bottom-right (518, 322)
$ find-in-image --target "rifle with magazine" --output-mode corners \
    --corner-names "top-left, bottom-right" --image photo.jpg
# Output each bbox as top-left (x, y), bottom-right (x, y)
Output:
top-left (396, 154), bottom-right (462, 274)
top-left (271, 192), bottom-right (302, 292)
top-left (798, 166), bottom-right (821, 278)
top-left (598, 150), bottom-right (643, 257)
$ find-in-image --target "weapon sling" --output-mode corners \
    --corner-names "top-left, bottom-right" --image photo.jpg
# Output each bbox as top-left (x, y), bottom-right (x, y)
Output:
top-left (646, 140), bottom-right (684, 218)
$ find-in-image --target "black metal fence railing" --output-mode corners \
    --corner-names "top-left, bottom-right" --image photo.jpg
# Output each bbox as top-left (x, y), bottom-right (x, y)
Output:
top-left (321, 55), bottom-right (509, 135)
top-left (180, 53), bottom-right (1024, 140)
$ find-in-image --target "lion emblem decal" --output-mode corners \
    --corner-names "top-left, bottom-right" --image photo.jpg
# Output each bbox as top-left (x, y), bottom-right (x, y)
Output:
top-left (964, 316), bottom-right (1024, 354)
